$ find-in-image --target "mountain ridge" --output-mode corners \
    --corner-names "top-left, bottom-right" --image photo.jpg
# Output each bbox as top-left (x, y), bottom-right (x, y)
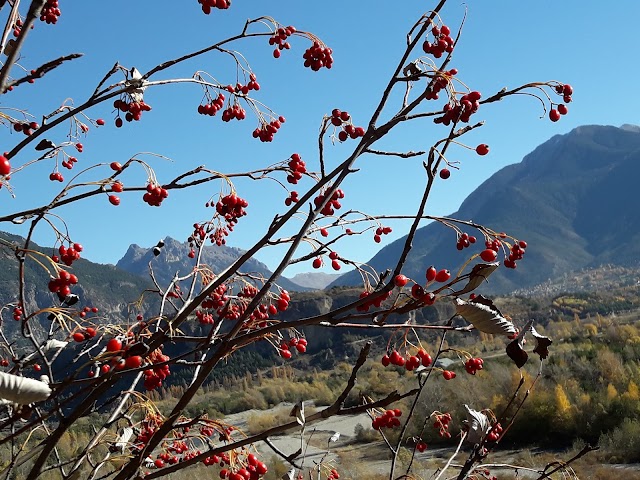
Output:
top-left (330, 124), bottom-right (640, 292)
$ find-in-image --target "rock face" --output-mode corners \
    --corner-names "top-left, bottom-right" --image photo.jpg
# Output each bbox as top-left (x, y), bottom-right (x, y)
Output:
top-left (116, 236), bottom-right (307, 292)
top-left (331, 125), bottom-right (640, 293)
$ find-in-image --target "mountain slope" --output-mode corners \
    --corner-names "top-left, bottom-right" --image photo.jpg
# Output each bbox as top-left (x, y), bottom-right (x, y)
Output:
top-left (116, 237), bottom-right (308, 292)
top-left (331, 125), bottom-right (640, 293)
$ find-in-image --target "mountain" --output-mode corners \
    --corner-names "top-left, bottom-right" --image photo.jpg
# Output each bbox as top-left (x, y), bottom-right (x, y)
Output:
top-left (330, 125), bottom-right (640, 293)
top-left (0, 232), bottom-right (155, 342)
top-left (116, 237), bottom-right (308, 292)
top-left (289, 272), bottom-right (342, 290)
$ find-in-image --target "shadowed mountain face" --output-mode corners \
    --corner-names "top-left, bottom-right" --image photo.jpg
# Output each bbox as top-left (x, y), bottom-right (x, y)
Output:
top-left (116, 237), bottom-right (307, 292)
top-left (331, 125), bottom-right (640, 293)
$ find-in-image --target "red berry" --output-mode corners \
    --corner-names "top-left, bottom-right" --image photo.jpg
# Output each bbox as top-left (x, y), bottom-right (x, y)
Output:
top-left (475, 144), bottom-right (489, 156)
top-left (549, 109), bottom-right (560, 122)
top-left (479, 249), bottom-right (498, 262)
top-left (110, 162), bottom-right (122, 171)
top-left (108, 195), bottom-right (120, 206)
top-left (426, 266), bottom-right (437, 282)
top-left (557, 104), bottom-right (568, 115)
top-left (72, 332), bottom-right (86, 342)
top-left (106, 338), bottom-right (122, 352)
top-left (434, 269), bottom-right (451, 282)
top-left (393, 274), bottom-right (409, 287)
top-left (0, 156), bottom-right (11, 176)
top-left (439, 168), bottom-right (451, 179)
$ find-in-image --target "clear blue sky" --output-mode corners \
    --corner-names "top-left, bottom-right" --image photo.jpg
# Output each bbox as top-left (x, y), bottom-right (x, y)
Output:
top-left (2, 1), bottom-right (639, 277)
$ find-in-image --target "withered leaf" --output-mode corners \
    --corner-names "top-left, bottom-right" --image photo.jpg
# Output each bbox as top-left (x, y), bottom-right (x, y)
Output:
top-left (35, 139), bottom-right (55, 151)
top-left (506, 339), bottom-right (528, 368)
top-left (531, 325), bottom-right (552, 360)
top-left (450, 262), bottom-right (500, 296)
top-left (455, 295), bottom-right (517, 335)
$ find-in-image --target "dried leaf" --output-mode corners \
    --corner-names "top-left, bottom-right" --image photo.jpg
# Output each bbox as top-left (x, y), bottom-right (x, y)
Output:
top-left (289, 400), bottom-right (305, 426)
top-left (506, 339), bottom-right (528, 368)
top-left (451, 262), bottom-right (500, 296)
top-left (110, 426), bottom-right (133, 453)
top-left (0, 372), bottom-right (51, 404)
top-left (506, 320), bottom-right (531, 368)
top-left (35, 139), bottom-right (55, 151)
top-left (531, 326), bottom-right (552, 360)
top-left (464, 405), bottom-right (491, 444)
top-left (454, 296), bottom-right (516, 335)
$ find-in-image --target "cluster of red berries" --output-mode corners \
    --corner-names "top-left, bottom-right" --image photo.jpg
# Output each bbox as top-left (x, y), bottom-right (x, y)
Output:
top-left (200, 284), bottom-right (228, 310)
top-left (422, 24), bottom-right (454, 58)
top-left (202, 451), bottom-right (228, 466)
top-left (284, 190), bottom-right (299, 206)
top-left (456, 232), bottom-right (477, 251)
top-left (143, 349), bottom-right (171, 391)
top-left (276, 289), bottom-right (291, 310)
top-left (219, 465), bottom-right (268, 480)
top-left (61, 155), bottom-right (78, 170)
top-left (143, 182), bottom-right (169, 207)
top-left (270, 25), bottom-right (296, 58)
top-left (327, 251), bottom-right (342, 271)
top-left (72, 326), bottom-right (97, 343)
top-left (356, 289), bottom-right (392, 312)
top-left (373, 225), bottom-right (392, 243)
top-left (40, 0), bottom-right (61, 24)
top-left (11, 18), bottom-right (24, 38)
top-left (303, 42), bottom-right (334, 71)
top-left (216, 193), bottom-right (249, 228)
top-left (314, 186), bottom-right (345, 216)
top-left (195, 310), bottom-right (215, 325)
top-left (426, 265), bottom-right (451, 283)
top-left (48, 269), bottom-right (78, 298)
top-left (279, 336), bottom-right (307, 359)
top-left (197, 0), bottom-right (230, 14)
top-left (54, 243), bottom-right (82, 266)
top-left (549, 104), bottom-right (568, 122)
top-left (425, 74), bottom-right (451, 101)
top-left (372, 408), bottom-right (402, 430)
top-left (435, 89), bottom-right (482, 125)
top-left (464, 357), bottom-right (484, 375)
top-left (113, 99), bottom-right (152, 125)
top-left (554, 83), bottom-right (573, 104)
top-left (13, 121), bottom-right (39, 136)
top-left (486, 422), bottom-right (503, 442)
top-left (78, 305), bottom-right (98, 318)
top-left (433, 412), bottom-right (453, 438)
top-left (252, 116), bottom-right (285, 142)
top-left (222, 103), bottom-right (246, 122)
top-left (12, 305), bottom-right (23, 321)
top-left (381, 348), bottom-right (433, 371)
top-left (504, 240), bottom-right (527, 269)
top-left (442, 370), bottom-right (456, 380)
top-left (49, 171), bottom-right (64, 182)
top-left (197, 93), bottom-right (225, 116)
top-left (286, 153), bottom-right (306, 184)
top-left (326, 469), bottom-right (340, 480)
top-left (330, 109), bottom-right (365, 142)
top-left (227, 75), bottom-right (261, 96)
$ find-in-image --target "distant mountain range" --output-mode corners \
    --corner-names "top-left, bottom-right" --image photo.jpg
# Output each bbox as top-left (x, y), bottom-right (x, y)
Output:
top-left (330, 124), bottom-right (640, 293)
top-left (2, 123), bottom-right (638, 324)
top-left (115, 237), bottom-right (308, 293)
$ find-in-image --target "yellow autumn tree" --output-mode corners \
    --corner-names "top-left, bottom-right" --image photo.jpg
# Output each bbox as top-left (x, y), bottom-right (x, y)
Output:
top-left (623, 381), bottom-right (639, 401)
